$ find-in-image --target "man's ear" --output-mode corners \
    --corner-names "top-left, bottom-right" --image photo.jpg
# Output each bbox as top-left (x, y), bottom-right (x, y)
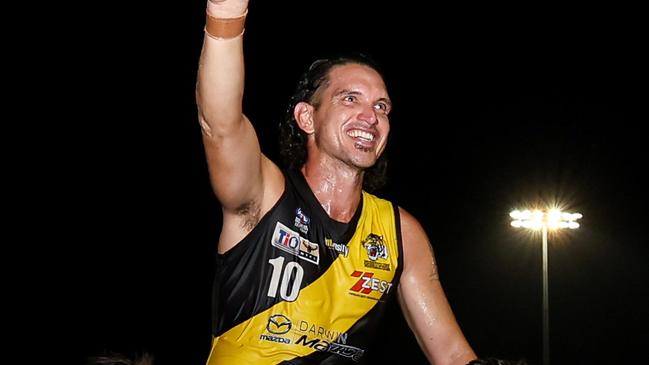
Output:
top-left (294, 102), bottom-right (315, 134)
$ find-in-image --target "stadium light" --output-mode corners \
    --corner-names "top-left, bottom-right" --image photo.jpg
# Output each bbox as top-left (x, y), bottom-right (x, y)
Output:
top-left (510, 209), bottom-right (582, 365)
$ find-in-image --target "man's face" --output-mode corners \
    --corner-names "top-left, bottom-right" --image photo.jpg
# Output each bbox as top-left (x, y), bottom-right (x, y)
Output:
top-left (310, 63), bottom-right (391, 170)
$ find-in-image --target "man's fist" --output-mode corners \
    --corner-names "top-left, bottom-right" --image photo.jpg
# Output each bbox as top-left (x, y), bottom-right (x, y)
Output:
top-left (207, 0), bottom-right (248, 18)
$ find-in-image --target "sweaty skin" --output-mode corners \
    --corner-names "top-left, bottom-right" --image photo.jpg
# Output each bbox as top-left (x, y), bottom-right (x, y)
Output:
top-left (295, 64), bottom-right (389, 222)
top-left (399, 208), bottom-right (476, 364)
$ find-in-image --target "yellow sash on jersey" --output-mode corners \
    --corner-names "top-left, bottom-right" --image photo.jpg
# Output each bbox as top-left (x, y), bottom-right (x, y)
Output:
top-left (207, 191), bottom-right (399, 364)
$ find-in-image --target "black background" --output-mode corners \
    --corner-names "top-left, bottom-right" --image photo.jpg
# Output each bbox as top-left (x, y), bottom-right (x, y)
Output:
top-left (57, 1), bottom-right (647, 364)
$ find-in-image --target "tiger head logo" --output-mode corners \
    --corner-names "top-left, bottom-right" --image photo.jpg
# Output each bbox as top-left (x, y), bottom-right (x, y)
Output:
top-left (362, 233), bottom-right (388, 261)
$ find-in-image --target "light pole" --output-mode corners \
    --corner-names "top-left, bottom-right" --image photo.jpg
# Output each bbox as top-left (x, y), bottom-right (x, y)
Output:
top-left (509, 209), bottom-right (582, 365)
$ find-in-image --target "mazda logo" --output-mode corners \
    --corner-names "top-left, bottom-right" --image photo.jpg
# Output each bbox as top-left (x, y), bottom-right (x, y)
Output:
top-left (267, 314), bottom-right (292, 335)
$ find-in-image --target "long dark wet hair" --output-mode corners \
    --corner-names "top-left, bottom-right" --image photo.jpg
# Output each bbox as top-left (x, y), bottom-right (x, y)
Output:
top-left (279, 54), bottom-right (389, 192)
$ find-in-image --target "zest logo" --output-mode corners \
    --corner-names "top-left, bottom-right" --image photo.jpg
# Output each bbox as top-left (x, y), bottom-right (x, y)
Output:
top-left (350, 271), bottom-right (393, 295)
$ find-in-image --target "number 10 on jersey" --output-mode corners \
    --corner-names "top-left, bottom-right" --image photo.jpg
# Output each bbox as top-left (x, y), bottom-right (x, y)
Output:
top-left (267, 256), bottom-right (305, 301)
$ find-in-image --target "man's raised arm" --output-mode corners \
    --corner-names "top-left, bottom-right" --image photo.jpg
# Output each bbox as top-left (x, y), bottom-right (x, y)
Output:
top-left (196, 0), bottom-right (282, 251)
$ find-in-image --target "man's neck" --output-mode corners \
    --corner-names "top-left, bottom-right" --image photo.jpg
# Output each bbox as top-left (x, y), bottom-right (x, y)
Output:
top-left (301, 161), bottom-right (363, 223)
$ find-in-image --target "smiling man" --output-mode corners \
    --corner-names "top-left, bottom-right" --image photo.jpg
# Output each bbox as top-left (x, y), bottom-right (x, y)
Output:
top-left (196, 1), bottom-right (477, 364)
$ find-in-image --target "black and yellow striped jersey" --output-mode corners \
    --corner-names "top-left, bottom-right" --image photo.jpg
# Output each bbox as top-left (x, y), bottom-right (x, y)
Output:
top-left (207, 170), bottom-right (403, 364)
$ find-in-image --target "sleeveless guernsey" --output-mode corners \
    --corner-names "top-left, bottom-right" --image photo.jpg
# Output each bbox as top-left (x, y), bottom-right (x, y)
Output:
top-left (207, 170), bottom-right (403, 364)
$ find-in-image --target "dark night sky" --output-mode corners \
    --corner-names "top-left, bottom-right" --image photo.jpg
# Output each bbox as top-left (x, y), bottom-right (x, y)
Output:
top-left (59, 1), bottom-right (647, 364)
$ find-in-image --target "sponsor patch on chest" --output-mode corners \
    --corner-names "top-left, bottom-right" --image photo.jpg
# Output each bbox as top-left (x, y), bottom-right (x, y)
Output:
top-left (271, 222), bottom-right (320, 265)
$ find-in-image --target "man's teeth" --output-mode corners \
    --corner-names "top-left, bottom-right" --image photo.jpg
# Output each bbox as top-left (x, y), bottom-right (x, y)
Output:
top-left (347, 130), bottom-right (374, 141)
